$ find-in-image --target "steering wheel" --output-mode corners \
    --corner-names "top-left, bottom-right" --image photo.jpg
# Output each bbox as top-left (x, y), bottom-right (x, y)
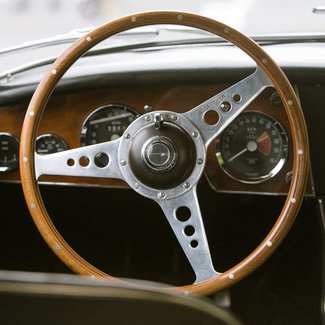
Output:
top-left (20, 12), bottom-right (309, 295)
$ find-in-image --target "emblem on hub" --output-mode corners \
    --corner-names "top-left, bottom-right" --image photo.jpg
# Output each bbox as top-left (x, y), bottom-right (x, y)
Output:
top-left (142, 136), bottom-right (178, 172)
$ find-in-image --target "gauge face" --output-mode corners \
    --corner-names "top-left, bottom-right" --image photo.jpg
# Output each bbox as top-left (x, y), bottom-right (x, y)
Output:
top-left (0, 133), bottom-right (19, 173)
top-left (216, 111), bottom-right (288, 183)
top-left (36, 134), bottom-right (68, 155)
top-left (81, 104), bottom-right (138, 146)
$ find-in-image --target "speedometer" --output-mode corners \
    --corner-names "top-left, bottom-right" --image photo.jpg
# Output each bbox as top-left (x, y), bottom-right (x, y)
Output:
top-left (216, 111), bottom-right (288, 183)
top-left (80, 104), bottom-right (138, 146)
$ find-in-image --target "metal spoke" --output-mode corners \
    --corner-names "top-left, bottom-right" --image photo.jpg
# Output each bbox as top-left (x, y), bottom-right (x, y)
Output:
top-left (35, 139), bottom-right (123, 180)
top-left (157, 188), bottom-right (219, 283)
top-left (183, 67), bottom-right (273, 146)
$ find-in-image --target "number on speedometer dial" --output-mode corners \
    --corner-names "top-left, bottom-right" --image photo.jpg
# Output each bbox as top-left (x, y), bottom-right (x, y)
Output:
top-left (80, 104), bottom-right (138, 146)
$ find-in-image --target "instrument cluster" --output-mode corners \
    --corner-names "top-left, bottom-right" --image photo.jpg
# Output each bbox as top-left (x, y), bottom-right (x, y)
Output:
top-left (0, 86), bottom-right (301, 195)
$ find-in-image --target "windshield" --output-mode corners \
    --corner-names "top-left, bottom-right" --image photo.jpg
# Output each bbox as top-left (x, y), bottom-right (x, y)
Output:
top-left (1, 0), bottom-right (325, 48)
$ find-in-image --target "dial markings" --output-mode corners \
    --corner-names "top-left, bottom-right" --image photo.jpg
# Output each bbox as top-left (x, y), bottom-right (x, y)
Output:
top-left (216, 111), bottom-right (288, 183)
top-left (81, 104), bottom-right (138, 146)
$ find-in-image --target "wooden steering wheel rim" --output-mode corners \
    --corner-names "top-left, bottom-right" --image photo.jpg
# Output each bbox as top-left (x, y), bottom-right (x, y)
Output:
top-left (20, 11), bottom-right (309, 295)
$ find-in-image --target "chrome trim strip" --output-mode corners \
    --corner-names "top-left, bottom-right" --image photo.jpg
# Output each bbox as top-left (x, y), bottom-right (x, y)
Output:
top-left (313, 7), bottom-right (325, 14)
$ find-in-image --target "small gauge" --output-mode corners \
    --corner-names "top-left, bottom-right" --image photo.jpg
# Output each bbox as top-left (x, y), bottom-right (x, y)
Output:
top-left (81, 104), bottom-right (138, 146)
top-left (36, 134), bottom-right (68, 155)
top-left (0, 133), bottom-right (19, 173)
top-left (216, 111), bottom-right (288, 183)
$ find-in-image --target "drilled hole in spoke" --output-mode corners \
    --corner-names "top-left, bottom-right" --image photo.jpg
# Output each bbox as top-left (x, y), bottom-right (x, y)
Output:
top-left (175, 206), bottom-right (191, 222)
top-left (67, 159), bottom-right (75, 167)
top-left (204, 110), bottom-right (219, 126)
top-left (232, 93), bottom-right (242, 103)
top-left (94, 152), bottom-right (109, 168)
top-left (184, 225), bottom-right (195, 236)
top-left (79, 156), bottom-right (90, 167)
top-left (190, 240), bottom-right (199, 248)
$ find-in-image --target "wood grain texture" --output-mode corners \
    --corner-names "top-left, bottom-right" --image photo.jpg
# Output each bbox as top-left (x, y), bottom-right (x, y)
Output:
top-left (2, 84), bottom-right (226, 186)
top-left (18, 11), bottom-right (309, 295)
top-left (1, 86), bottom-right (311, 195)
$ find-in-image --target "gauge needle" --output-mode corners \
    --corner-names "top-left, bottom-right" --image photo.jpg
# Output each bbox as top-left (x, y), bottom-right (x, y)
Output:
top-left (89, 113), bottom-right (133, 125)
top-left (256, 131), bottom-right (271, 156)
top-left (257, 131), bottom-right (269, 143)
top-left (228, 148), bottom-right (248, 162)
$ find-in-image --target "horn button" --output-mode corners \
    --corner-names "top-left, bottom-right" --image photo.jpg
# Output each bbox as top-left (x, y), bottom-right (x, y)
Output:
top-left (142, 136), bottom-right (177, 172)
top-left (129, 122), bottom-right (196, 190)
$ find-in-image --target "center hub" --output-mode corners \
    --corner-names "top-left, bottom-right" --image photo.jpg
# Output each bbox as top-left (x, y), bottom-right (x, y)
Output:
top-left (128, 122), bottom-right (196, 190)
top-left (142, 137), bottom-right (177, 172)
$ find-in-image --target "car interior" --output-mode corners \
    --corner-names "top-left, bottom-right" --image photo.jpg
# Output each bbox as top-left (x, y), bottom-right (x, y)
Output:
top-left (0, 7), bottom-right (324, 325)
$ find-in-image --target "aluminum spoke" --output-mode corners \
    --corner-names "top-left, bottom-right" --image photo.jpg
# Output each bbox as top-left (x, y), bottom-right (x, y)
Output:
top-left (157, 188), bottom-right (219, 283)
top-left (35, 139), bottom-right (123, 180)
top-left (183, 67), bottom-right (273, 146)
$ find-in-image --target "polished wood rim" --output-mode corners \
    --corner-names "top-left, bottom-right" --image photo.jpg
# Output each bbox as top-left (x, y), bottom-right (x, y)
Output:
top-left (20, 11), bottom-right (309, 295)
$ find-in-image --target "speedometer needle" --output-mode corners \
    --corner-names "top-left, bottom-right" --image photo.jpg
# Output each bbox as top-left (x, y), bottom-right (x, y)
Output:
top-left (228, 148), bottom-right (247, 162)
top-left (89, 113), bottom-right (133, 125)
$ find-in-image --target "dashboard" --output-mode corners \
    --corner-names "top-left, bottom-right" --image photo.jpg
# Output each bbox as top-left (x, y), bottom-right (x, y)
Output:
top-left (0, 82), bottom-right (314, 195)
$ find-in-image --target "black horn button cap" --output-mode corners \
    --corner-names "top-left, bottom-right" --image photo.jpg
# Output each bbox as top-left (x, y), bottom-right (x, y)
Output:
top-left (129, 122), bottom-right (196, 190)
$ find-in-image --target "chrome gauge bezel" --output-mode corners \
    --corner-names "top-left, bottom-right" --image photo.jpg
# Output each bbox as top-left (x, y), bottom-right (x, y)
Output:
top-left (215, 111), bottom-right (289, 184)
top-left (0, 132), bottom-right (20, 173)
top-left (36, 134), bottom-right (69, 155)
top-left (80, 104), bottom-right (138, 146)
